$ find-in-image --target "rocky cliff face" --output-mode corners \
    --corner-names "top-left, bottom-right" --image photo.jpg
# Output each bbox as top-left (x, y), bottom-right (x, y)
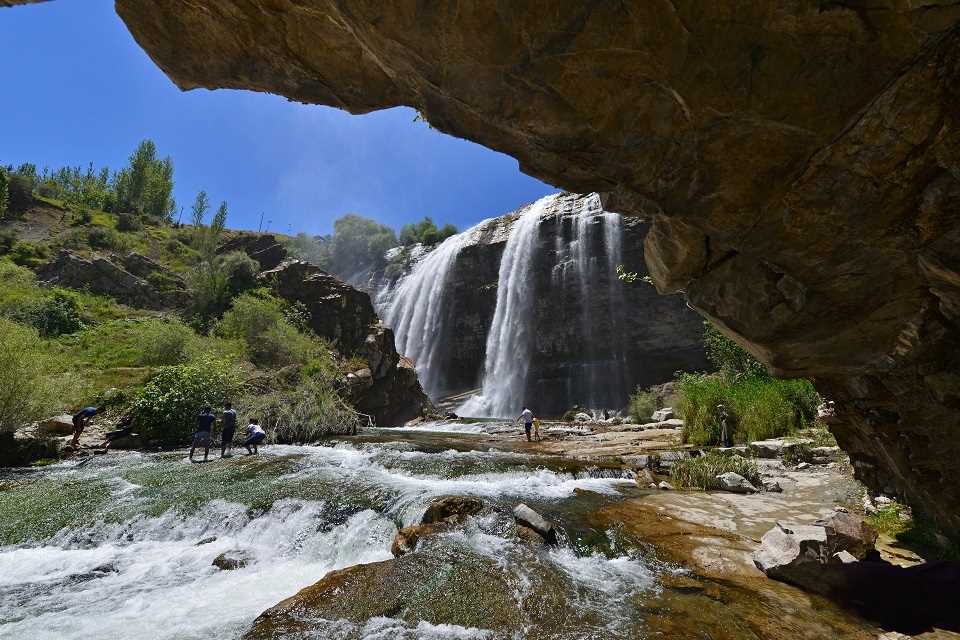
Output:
top-left (90, 2), bottom-right (960, 536)
top-left (259, 260), bottom-right (431, 425)
top-left (375, 193), bottom-right (706, 415)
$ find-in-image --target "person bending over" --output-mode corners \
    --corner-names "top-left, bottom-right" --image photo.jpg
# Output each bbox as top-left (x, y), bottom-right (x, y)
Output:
top-left (190, 407), bottom-right (216, 463)
top-left (70, 406), bottom-right (98, 449)
top-left (243, 418), bottom-right (266, 455)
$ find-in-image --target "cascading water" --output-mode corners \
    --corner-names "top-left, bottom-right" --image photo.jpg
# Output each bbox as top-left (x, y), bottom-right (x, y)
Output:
top-left (378, 222), bottom-right (491, 397)
top-left (457, 196), bottom-right (552, 417)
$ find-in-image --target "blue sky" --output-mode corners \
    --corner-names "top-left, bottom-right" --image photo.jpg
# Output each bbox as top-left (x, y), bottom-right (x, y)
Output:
top-left (0, 1), bottom-right (556, 236)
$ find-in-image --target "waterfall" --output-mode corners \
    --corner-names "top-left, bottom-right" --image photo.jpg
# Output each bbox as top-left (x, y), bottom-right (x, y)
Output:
top-left (379, 221), bottom-right (491, 397)
top-left (458, 195), bottom-right (553, 417)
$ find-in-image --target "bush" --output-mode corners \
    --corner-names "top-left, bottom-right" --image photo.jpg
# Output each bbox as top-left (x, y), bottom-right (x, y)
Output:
top-left (628, 387), bottom-right (656, 422)
top-left (677, 373), bottom-right (820, 445)
top-left (116, 213), bottom-right (144, 232)
top-left (216, 291), bottom-right (317, 367)
top-left (130, 357), bottom-right (243, 445)
top-left (238, 379), bottom-right (362, 443)
top-left (70, 208), bottom-right (93, 226)
top-left (137, 318), bottom-right (196, 365)
top-left (219, 250), bottom-right (259, 296)
top-left (6, 174), bottom-right (34, 215)
top-left (703, 321), bottom-right (768, 380)
top-left (0, 230), bottom-right (16, 255)
top-left (21, 289), bottom-right (86, 337)
top-left (0, 319), bottom-right (58, 434)
top-left (87, 226), bottom-right (128, 251)
top-left (8, 241), bottom-right (50, 268)
top-left (671, 451), bottom-right (762, 490)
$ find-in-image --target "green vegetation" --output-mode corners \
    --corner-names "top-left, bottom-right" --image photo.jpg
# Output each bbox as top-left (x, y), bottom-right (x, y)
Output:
top-left (678, 373), bottom-right (819, 445)
top-left (130, 357), bottom-right (244, 446)
top-left (671, 451), bottom-right (762, 490)
top-left (0, 318), bottom-right (59, 433)
top-left (676, 321), bottom-right (820, 445)
top-left (399, 216), bottom-right (457, 247)
top-left (216, 290), bottom-right (319, 367)
top-left (628, 387), bottom-right (657, 422)
top-left (866, 499), bottom-right (960, 561)
top-left (0, 167), bottom-right (8, 219)
top-left (240, 378), bottom-right (363, 443)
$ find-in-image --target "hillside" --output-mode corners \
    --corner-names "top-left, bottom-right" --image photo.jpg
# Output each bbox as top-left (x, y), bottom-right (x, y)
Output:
top-left (0, 194), bottom-right (431, 465)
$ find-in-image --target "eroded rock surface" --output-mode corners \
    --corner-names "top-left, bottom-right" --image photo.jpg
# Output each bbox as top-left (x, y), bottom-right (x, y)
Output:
top-left (104, 2), bottom-right (960, 537)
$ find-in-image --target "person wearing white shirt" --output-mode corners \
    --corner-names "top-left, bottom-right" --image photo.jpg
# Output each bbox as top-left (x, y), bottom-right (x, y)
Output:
top-left (517, 407), bottom-right (534, 442)
top-left (243, 418), bottom-right (267, 455)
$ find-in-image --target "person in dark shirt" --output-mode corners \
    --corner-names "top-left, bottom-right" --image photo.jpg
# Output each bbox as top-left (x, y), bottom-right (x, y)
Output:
top-left (190, 406), bottom-right (216, 463)
top-left (70, 406), bottom-right (98, 449)
top-left (220, 402), bottom-right (238, 459)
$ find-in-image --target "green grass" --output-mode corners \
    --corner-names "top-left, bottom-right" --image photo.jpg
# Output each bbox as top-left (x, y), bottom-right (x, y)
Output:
top-left (867, 500), bottom-right (960, 561)
top-left (670, 451), bottom-right (762, 490)
top-left (628, 387), bottom-right (656, 422)
top-left (677, 373), bottom-right (819, 446)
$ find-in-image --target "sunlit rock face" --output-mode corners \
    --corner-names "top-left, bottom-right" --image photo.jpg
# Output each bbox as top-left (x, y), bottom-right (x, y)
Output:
top-left (106, 2), bottom-right (960, 536)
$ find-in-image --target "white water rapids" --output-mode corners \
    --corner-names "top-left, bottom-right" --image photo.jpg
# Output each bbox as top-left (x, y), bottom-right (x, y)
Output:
top-left (0, 438), bottom-right (652, 640)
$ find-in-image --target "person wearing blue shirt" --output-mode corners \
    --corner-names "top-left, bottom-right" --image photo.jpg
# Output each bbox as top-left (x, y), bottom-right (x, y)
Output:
top-left (190, 407), bottom-right (216, 463)
top-left (70, 406), bottom-right (98, 449)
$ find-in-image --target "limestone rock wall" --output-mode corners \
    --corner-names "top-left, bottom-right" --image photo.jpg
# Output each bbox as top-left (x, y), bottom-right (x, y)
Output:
top-left (97, 1), bottom-right (960, 536)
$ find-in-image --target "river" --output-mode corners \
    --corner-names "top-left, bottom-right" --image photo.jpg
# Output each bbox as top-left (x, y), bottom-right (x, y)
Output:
top-left (0, 424), bottom-right (875, 639)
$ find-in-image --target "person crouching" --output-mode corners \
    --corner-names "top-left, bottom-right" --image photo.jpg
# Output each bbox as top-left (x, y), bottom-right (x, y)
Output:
top-left (243, 418), bottom-right (266, 455)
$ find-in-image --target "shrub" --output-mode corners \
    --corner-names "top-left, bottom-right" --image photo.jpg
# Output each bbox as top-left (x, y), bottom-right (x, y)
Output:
top-left (671, 451), bottom-right (762, 490)
top-left (116, 213), bottom-right (144, 232)
top-left (130, 357), bottom-right (243, 445)
top-left (87, 226), bottom-right (128, 251)
top-left (70, 208), bottom-right (93, 226)
top-left (137, 318), bottom-right (196, 365)
top-left (677, 373), bottom-right (820, 445)
top-left (0, 319), bottom-right (58, 434)
top-left (0, 230), bottom-right (16, 255)
top-left (238, 379), bottom-right (362, 443)
top-left (6, 174), bottom-right (34, 215)
top-left (219, 250), bottom-right (259, 296)
top-left (8, 241), bottom-right (50, 268)
top-left (703, 321), bottom-right (768, 380)
top-left (21, 289), bottom-right (86, 337)
top-left (216, 292), bottom-right (317, 367)
top-left (628, 387), bottom-right (656, 422)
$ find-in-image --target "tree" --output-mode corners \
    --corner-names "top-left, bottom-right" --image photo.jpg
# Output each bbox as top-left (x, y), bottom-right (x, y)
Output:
top-left (329, 213), bottom-right (398, 275)
top-left (191, 190), bottom-right (210, 228)
top-left (0, 168), bottom-right (8, 219)
top-left (114, 139), bottom-right (175, 218)
top-left (399, 216), bottom-right (457, 247)
top-left (0, 319), bottom-right (58, 434)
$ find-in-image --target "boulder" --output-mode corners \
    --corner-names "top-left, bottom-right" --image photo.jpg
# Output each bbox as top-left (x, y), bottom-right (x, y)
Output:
top-left (574, 412), bottom-right (592, 423)
top-left (38, 415), bottom-right (74, 437)
top-left (815, 512), bottom-right (878, 560)
top-left (212, 550), bottom-right (251, 571)
top-left (658, 481), bottom-right (674, 491)
top-left (217, 233), bottom-right (288, 271)
top-left (512, 504), bottom-right (556, 544)
top-left (515, 524), bottom-right (547, 546)
top-left (391, 524), bottom-right (441, 557)
top-left (118, 252), bottom-right (186, 290)
top-left (713, 472), bottom-right (758, 494)
top-left (656, 450), bottom-right (689, 471)
top-left (635, 469), bottom-right (657, 488)
top-left (622, 454), bottom-right (651, 469)
top-left (421, 496), bottom-right (484, 525)
top-left (36, 250), bottom-right (160, 309)
top-left (0, 432), bottom-right (61, 467)
top-left (650, 408), bottom-right (674, 422)
top-left (753, 523), bottom-right (831, 587)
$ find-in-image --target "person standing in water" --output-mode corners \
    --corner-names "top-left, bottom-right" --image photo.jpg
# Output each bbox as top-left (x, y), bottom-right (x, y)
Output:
top-left (220, 402), bottom-right (237, 458)
top-left (190, 407), bottom-right (216, 463)
top-left (517, 406), bottom-right (534, 442)
top-left (70, 406), bottom-right (98, 449)
top-left (243, 417), bottom-right (266, 455)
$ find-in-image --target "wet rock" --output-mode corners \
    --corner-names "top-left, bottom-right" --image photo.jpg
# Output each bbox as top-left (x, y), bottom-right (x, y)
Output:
top-left (36, 250), bottom-right (160, 309)
top-left (195, 536), bottom-right (217, 546)
top-left (753, 523), bottom-right (831, 586)
top-left (0, 432), bottom-right (61, 467)
top-left (91, 563), bottom-right (117, 574)
top-left (635, 469), bottom-right (657, 488)
top-left (656, 450), bottom-right (689, 472)
top-left (421, 496), bottom-right (484, 525)
top-left (213, 550), bottom-right (251, 571)
top-left (658, 481), bottom-right (674, 491)
top-left (796, 462), bottom-right (811, 470)
top-left (650, 408), bottom-right (674, 422)
top-left (621, 454), bottom-right (651, 469)
top-left (37, 415), bottom-right (74, 437)
top-left (391, 524), bottom-right (442, 557)
top-left (574, 412), bottom-right (592, 423)
top-left (512, 503), bottom-right (556, 544)
top-left (713, 472), bottom-right (758, 494)
top-left (834, 550), bottom-right (858, 564)
top-left (515, 524), bottom-right (547, 546)
top-left (762, 480), bottom-right (783, 493)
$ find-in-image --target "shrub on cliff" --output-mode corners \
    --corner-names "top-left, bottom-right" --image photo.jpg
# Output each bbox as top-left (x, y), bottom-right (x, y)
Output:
top-left (677, 373), bottom-right (819, 445)
top-left (20, 289), bottom-right (86, 337)
top-left (215, 291), bottom-right (317, 368)
top-left (703, 321), bottom-right (768, 380)
top-left (237, 379), bottom-right (362, 443)
top-left (0, 319), bottom-right (58, 434)
top-left (130, 357), bottom-right (243, 445)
